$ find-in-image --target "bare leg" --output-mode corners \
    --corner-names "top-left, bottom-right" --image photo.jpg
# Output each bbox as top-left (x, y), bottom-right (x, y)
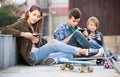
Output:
top-left (79, 49), bottom-right (88, 55)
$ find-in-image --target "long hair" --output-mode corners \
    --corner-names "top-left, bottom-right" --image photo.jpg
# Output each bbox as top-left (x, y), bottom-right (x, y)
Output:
top-left (25, 4), bottom-right (43, 34)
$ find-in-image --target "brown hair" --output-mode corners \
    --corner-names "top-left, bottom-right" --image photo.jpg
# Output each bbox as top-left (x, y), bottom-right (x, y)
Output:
top-left (87, 16), bottom-right (99, 28)
top-left (68, 8), bottom-right (82, 19)
top-left (25, 4), bottom-right (43, 34)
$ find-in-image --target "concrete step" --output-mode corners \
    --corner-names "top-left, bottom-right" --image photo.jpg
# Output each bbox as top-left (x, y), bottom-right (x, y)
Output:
top-left (104, 36), bottom-right (120, 54)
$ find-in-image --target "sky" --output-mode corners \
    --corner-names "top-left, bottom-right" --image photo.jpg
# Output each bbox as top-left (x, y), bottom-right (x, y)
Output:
top-left (15, 0), bottom-right (26, 5)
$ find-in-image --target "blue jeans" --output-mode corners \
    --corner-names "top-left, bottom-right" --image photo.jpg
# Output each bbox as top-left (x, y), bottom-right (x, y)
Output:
top-left (68, 31), bottom-right (103, 49)
top-left (67, 31), bottom-right (89, 48)
top-left (46, 52), bottom-right (73, 63)
top-left (46, 31), bottom-right (103, 63)
top-left (46, 31), bottom-right (90, 63)
top-left (30, 41), bottom-right (80, 63)
top-left (89, 40), bottom-right (102, 48)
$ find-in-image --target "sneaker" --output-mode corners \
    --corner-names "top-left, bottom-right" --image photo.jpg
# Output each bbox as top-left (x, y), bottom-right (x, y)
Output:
top-left (112, 54), bottom-right (118, 61)
top-left (26, 57), bottom-right (36, 66)
top-left (44, 58), bottom-right (56, 65)
top-left (96, 47), bottom-right (105, 56)
top-left (88, 47), bottom-right (105, 57)
top-left (88, 48), bottom-right (99, 57)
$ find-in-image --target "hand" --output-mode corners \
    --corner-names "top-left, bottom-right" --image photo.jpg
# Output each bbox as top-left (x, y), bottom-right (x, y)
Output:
top-left (77, 27), bottom-right (85, 32)
top-left (83, 30), bottom-right (88, 38)
top-left (77, 27), bottom-right (82, 30)
top-left (88, 34), bottom-right (95, 40)
top-left (31, 37), bottom-right (39, 43)
top-left (96, 34), bottom-right (101, 41)
top-left (20, 32), bottom-right (38, 41)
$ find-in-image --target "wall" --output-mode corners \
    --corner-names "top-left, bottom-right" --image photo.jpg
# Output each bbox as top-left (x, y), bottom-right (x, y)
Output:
top-left (104, 36), bottom-right (120, 54)
top-left (69, 0), bottom-right (120, 35)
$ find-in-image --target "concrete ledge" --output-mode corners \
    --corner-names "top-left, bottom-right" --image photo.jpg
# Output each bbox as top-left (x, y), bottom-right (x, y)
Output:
top-left (0, 34), bottom-right (18, 70)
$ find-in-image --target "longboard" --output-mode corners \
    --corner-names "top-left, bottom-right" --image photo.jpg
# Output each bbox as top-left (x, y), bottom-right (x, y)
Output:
top-left (69, 55), bottom-right (114, 65)
top-left (69, 56), bottom-right (113, 60)
top-left (59, 58), bottom-right (94, 72)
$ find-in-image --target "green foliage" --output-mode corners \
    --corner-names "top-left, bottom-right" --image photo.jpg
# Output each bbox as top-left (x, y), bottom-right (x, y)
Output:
top-left (0, 5), bottom-right (19, 30)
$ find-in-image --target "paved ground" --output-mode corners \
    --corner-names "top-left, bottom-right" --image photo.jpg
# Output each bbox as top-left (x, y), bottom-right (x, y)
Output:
top-left (0, 64), bottom-right (120, 77)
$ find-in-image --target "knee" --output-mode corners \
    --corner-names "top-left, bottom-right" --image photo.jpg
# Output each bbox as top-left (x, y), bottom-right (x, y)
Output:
top-left (74, 31), bottom-right (83, 36)
top-left (89, 40), bottom-right (96, 44)
top-left (74, 31), bottom-right (80, 35)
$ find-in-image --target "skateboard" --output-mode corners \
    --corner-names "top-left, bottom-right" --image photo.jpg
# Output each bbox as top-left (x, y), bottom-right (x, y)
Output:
top-left (69, 55), bottom-right (113, 65)
top-left (69, 49), bottom-right (120, 74)
top-left (103, 49), bottom-right (120, 75)
top-left (59, 58), bottom-right (94, 72)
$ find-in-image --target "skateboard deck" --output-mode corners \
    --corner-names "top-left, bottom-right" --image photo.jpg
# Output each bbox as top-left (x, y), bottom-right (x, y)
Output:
top-left (60, 57), bottom-right (93, 65)
top-left (59, 58), bottom-right (94, 72)
top-left (69, 56), bottom-right (111, 60)
top-left (69, 55), bottom-right (114, 65)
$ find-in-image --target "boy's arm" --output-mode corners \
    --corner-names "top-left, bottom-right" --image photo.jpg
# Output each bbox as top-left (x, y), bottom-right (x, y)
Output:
top-left (54, 24), bottom-right (66, 41)
top-left (61, 34), bottom-right (73, 44)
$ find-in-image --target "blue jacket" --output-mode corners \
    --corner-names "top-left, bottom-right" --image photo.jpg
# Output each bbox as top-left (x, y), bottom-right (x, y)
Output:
top-left (87, 30), bottom-right (104, 47)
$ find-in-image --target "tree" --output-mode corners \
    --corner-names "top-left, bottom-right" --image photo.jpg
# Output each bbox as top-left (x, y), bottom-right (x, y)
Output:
top-left (0, 0), bottom-right (4, 3)
top-left (0, 5), bottom-right (19, 30)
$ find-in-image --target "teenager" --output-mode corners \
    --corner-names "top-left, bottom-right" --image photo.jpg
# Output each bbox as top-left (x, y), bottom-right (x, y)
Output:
top-left (1, 5), bottom-right (105, 65)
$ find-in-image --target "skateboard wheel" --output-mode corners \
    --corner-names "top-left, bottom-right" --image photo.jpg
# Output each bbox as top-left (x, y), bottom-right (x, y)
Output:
top-left (88, 66), bottom-right (93, 72)
top-left (60, 64), bottom-right (66, 70)
top-left (104, 62), bottom-right (109, 68)
top-left (96, 60), bottom-right (101, 65)
top-left (69, 64), bottom-right (74, 70)
top-left (78, 67), bottom-right (84, 73)
top-left (96, 59), bottom-right (104, 65)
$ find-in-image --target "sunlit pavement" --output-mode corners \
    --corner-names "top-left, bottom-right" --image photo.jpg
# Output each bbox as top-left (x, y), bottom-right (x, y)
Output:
top-left (0, 64), bottom-right (119, 77)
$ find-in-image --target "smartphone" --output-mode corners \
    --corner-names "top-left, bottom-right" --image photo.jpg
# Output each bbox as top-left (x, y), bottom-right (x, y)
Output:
top-left (33, 33), bottom-right (40, 37)
top-left (78, 29), bottom-right (85, 32)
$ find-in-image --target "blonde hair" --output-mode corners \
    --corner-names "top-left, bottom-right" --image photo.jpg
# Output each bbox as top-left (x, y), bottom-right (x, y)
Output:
top-left (87, 16), bottom-right (99, 28)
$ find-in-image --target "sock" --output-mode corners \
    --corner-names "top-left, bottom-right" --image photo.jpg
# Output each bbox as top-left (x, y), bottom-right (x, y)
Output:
top-left (85, 49), bottom-right (89, 56)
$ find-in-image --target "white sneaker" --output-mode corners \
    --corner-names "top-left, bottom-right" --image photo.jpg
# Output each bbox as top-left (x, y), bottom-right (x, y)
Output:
top-left (95, 47), bottom-right (104, 57)
top-left (116, 56), bottom-right (120, 61)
